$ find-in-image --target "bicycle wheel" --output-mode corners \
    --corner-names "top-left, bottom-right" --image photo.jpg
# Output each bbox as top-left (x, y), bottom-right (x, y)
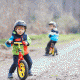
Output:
top-left (17, 60), bottom-right (28, 80)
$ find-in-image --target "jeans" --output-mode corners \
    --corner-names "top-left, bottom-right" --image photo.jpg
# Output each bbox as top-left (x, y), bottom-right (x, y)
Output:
top-left (9, 54), bottom-right (32, 74)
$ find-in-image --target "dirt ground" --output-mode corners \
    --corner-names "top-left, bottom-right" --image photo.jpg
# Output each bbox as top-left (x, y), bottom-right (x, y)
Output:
top-left (0, 39), bottom-right (80, 80)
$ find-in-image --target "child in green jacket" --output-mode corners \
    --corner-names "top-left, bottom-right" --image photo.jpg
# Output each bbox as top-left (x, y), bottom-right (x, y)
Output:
top-left (5, 20), bottom-right (33, 78)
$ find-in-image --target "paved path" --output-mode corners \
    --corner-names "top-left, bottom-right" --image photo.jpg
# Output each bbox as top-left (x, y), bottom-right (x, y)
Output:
top-left (0, 40), bottom-right (80, 80)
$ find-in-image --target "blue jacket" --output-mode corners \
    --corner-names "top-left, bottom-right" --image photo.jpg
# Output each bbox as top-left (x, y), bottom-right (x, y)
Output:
top-left (48, 28), bottom-right (59, 41)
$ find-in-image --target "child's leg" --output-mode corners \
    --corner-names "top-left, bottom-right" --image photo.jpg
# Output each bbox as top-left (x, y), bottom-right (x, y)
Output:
top-left (54, 46), bottom-right (58, 55)
top-left (45, 40), bottom-right (52, 54)
top-left (9, 55), bottom-right (18, 73)
top-left (52, 41), bottom-right (57, 47)
top-left (52, 41), bottom-right (58, 55)
top-left (24, 54), bottom-right (32, 74)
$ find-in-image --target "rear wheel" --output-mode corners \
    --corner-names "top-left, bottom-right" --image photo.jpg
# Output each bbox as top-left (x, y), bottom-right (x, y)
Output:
top-left (54, 46), bottom-right (58, 55)
top-left (17, 60), bottom-right (28, 80)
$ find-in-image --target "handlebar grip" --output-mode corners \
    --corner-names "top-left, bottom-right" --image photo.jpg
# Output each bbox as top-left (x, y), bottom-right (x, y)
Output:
top-left (6, 41), bottom-right (13, 45)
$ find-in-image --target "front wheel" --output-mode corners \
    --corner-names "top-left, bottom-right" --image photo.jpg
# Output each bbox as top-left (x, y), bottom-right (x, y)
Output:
top-left (17, 60), bottom-right (28, 80)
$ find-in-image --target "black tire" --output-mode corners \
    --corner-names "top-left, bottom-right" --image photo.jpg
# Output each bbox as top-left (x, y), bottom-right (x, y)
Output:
top-left (54, 46), bottom-right (58, 55)
top-left (17, 60), bottom-right (28, 80)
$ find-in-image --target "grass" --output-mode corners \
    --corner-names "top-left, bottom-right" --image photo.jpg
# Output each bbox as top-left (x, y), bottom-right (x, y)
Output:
top-left (0, 33), bottom-right (80, 48)
top-left (58, 33), bottom-right (80, 44)
top-left (29, 34), bottom-right (48, 40)
top-left (0, 38), bottom-right (8, 44)
top-left (58, 34), bottom-right (77, 44)
top-left (29, 33), bottom-right (80, 48)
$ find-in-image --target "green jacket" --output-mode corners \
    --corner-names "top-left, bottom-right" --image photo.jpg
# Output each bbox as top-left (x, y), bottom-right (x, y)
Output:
top-left (5, 31), bottom-right (31, 55)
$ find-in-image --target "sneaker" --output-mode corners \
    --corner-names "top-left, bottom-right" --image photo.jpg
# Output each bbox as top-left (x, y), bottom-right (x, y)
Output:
top-left (56, 53), bottom-right (58, 55)
top-left (52, 52), bottom-right (55, 56)
top-left (28, 73), bottom-right (33, 76)
top-left (8, 73), bottom-right (13, 78)
top-left (44, 54), bottom-right (49, 56)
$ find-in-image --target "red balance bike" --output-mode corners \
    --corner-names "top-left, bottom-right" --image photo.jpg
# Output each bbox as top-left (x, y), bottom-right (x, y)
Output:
top-left (8, 42), bottom-right (28, 80)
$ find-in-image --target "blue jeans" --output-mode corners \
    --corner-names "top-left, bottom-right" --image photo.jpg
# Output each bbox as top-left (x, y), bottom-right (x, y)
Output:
top-left (9, 54), bottom-right (32, 74)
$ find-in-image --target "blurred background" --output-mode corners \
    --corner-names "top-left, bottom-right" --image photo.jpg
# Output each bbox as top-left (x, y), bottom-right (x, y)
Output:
top-left (0, 0), bottom-right (80, 39)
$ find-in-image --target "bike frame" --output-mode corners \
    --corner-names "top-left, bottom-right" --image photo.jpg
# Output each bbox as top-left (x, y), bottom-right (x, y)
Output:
top-left (14, 42), bottom-right (24, 70)
top-left (49, 43), bottom-right (54, 55)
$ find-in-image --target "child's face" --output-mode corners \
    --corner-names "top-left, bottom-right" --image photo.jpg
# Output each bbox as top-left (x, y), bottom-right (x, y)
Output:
top-left (49, 25), bottom-right (55, 30)
top-left (15, 26), bottom-right (25, 35)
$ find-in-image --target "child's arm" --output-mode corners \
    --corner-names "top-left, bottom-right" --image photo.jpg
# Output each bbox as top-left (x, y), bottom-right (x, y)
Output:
top-left (22, 35), bottom-right (31, 46)
top-left (8, 36), bottom-right (14, 41)
top-left (26, 35), bottom-right (31, 46)
top-left (48, 32), bottom-right (55, 38)
top-left (48, 30), bottom-right (59, 41)
top-left (48, 28), bottom-right (59, 38)
top-left (5, 36), bottom-right (14, 47)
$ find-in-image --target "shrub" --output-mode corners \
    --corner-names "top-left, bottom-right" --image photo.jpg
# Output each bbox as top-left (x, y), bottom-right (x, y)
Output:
top-left (56, 12), bottom-right (79, 34)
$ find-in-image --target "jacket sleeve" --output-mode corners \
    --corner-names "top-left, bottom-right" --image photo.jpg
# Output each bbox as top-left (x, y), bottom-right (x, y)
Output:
top-left (9, 36), bottom-right (14, 41)
top-left (24, 34), bottom-right (31, 46)
top-left (48, 34), bottom-right (52, 38)
top-left (5, 36), bottom-right (14, 47)
top-left (48, 28), bottom-right (59, 37)
top-left (48, 32), bottom-right (54, 38)
top-left (27, 35), bottom-right (31, 45)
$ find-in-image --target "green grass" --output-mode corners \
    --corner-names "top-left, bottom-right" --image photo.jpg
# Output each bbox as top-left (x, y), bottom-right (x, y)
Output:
top-left (0, 38), bottom-right (8, 44)
top-left (0, 33), bottom-right (80, 48)
top-left (29, 33), bottom-right (80, 41)
top-left (58, 33), bottom-right (80, 44)
top-left (29, 33), bottom-right (80, 48)
top-left (29, 34), bottom-right (48, 40)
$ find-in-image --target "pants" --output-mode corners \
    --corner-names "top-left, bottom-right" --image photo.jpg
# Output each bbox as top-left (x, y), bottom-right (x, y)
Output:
top-left (45, 40), bottom-right (57, 54)
top-left (9, 54), bottom-right (32, 74)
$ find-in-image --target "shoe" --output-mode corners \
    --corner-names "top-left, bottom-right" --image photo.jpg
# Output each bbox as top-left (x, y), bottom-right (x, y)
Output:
top-left (52, 54), bottom-right (55, 56)
top-left (28, 73), bottom-right (33, 76)
top-left (56, 53), bottom-right (58, 55)
top-left (8, 73), bottom-right (13, 78)
top-left (44, 54), bottom-right (49, 56)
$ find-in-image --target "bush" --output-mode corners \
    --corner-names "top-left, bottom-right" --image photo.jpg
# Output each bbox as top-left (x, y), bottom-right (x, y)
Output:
top-left (56, 12), bottom-right (79, 34)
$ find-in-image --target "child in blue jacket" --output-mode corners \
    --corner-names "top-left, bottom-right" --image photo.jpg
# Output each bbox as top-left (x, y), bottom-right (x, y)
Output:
top-left (45, 21), bottom-right (59, 56)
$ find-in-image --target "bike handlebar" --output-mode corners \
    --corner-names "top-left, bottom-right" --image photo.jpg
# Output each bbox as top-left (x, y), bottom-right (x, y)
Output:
top-left (6, 41), bottom-right (22, 45)
top-left (14, 42), bottom-right (22, 48)
top-left (6, 41), bottom-right (23, 48)
top-left (14, 42), bottom-right (22, 45)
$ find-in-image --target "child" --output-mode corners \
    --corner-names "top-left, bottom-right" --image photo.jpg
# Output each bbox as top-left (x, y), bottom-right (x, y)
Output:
top-left (45, 21), bottom-right (59, 56)
top-left (5, 20), bottom-right (33, 78)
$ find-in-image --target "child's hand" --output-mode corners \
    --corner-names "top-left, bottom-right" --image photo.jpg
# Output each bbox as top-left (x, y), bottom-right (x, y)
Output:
top-left (25, 41), bottom-right (28, 45)
top-left (22, 41), bottom-right (28, 46)
top-left (6, 40), bottom-right (12, 45)
top-left (8, 40), bottom-right (11, 44)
